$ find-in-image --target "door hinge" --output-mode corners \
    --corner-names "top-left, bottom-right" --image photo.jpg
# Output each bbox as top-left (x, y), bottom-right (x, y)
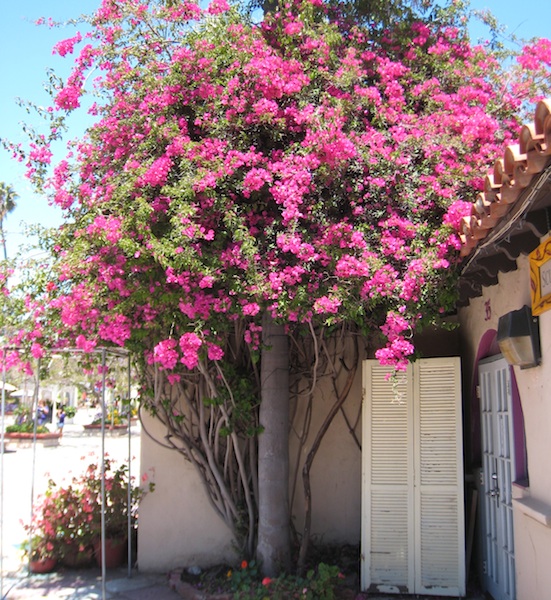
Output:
top-left (476, 385), bottom-right (481, 399)
top-left (482, 560), bottom-right (487, 575)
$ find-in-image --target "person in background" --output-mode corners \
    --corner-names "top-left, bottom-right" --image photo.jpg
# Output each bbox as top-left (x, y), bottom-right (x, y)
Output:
top-left (37, 400), bottom-right (49, 426)
top-left (56, 406), bottom-right (66, 437)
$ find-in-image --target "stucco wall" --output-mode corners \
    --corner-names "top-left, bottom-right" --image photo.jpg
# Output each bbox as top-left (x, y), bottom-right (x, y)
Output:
top-left (458, 253), bottom-right (551, 600)
top-left (137, 353), bottom-right (365, 572)
top-left (138, 413), bottom-right (236, 571)
top-left (289, 361), bottom-right (363, 545)
top-left (514, 511), bottom-right (551, 600)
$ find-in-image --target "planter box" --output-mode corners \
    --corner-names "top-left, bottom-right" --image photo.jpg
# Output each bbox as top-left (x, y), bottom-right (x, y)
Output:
top-left (82, 424), bottom-right (128, 436)
top-left (3, 432), bottom-right (61, 448)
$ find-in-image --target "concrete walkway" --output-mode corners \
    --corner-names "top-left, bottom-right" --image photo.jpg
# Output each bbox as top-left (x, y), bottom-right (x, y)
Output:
top-left (2, 570), bottom-right (167, 599)
top-left (1, 568), bottom-right (191, 600)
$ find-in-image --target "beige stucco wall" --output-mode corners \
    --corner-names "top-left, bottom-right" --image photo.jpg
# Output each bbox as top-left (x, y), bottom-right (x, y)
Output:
top-left (458, 253), bottom-right (551, 600)
top-left (138, 413), bottom-right (236, 571)
top-left (137, 352), bottom-right (365, 572)
top-left (288, 361), bottom-right (363, 544)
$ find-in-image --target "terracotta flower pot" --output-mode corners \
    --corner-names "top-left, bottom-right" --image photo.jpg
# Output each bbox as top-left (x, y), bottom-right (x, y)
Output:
top-left (94, 537), bottom-right (127, 569)
top-left (29, 557), bottom-right (57, 574)
top-left (60, 543), bottom-right (94, 568)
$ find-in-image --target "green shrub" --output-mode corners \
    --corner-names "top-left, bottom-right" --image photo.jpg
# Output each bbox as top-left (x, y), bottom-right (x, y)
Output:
top-left (63, 406), bottom-right (77, 418)
top-left (6, 422), bottom-right (49, 434)
top-left (200, 560), bottom-right (344, 599)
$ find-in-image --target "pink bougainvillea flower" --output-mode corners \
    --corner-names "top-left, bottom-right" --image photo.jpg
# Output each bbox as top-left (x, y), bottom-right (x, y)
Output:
top-left (31, 342), bottom-right (45, 359)
top-left (153, 338), bottom-right (179, 370)
top-left (75, 335), bottom-right (97, 353)
top-left (53, 32), bottom-right (82, 57)
top-left (10, 0), bottom-right (551, 375)
top-left (207, 343), bottom-right (224, 361)
top-left (179, 333), bottom-right (203, 370)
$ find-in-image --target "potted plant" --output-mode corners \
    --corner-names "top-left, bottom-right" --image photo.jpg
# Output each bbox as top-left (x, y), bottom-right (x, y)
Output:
top-left (26, 475), bottom-right (96, 568)
top-left (21, 496), bottom-right (61, 574)
top-left (21, 534), bottom-right (59, 574)
top-left (22, 457), bottom-right (152, 570)
top-left (47, 480), bottom-right (97, 567)
top-left (85, 458), bottom-right (147, 568)
top-left (7, 406), bottom-right (49, 433)
top-left (64, 406), bottom-right (77, 419)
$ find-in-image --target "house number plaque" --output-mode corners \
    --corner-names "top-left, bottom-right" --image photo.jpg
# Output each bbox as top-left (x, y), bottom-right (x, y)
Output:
top-left (530, 237), bottom-right (551, 316)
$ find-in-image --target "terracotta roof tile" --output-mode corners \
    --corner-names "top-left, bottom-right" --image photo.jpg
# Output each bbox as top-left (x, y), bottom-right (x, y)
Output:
top-left (460, 99), bottom-right (551, 257)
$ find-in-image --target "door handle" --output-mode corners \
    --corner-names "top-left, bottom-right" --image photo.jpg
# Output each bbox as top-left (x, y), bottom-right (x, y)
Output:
top-left (490, 472), bottom-right (500, 503)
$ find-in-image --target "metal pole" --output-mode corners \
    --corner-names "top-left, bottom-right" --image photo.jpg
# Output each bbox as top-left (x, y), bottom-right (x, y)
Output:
top-left (28, 361), bottom-right (41, 574)
top-left (0, 349), bottom-right (6, 599)
top-left (100, 349), bottom-right (107, 600)
top-left (127, 354), bottom-right (132, 578)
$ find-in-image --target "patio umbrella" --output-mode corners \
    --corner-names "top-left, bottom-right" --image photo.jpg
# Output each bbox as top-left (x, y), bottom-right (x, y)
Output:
top-left (10, 388), bottom-right (34, 397)
top-left (0, 383), bottom-right (17, 393)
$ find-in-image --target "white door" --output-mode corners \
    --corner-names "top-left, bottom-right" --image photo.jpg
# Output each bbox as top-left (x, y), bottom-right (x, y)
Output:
top-left (479, 356), bottom-right (516, 600)
top-left (362, 357), bottom-right (465, 597)
top-left (362, 364), bottom-right (414, 593)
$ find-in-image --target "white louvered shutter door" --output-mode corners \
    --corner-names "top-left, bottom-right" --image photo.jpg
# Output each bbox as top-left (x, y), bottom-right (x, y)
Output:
top-left (362, 358), bottom-right (465, 597)
top-left (414, 358), bottom-right (465, 597)
top-left (361, 362), bottom-right (414, 594)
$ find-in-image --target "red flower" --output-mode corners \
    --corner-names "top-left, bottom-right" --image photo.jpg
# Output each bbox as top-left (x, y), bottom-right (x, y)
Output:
top-left (241, 560), bottom-right (248, 569)
top-left (262, 577), bottom-right (272, 586)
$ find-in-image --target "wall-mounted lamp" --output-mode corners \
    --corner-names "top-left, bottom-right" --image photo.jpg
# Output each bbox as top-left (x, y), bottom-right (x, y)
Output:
top-left (497, 305), bottom-right (541, 369)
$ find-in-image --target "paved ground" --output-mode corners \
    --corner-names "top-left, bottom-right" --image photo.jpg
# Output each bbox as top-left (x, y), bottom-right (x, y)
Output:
top-left (2, 568), bottom-right (488, 600)
top-left (1, 569), bottom-right (182, 599)
top-left (0, 416), bottom-right (217, 599)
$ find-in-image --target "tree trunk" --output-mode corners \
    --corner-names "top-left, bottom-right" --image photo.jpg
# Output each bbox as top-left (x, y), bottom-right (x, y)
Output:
top-left (256, 313), bottom-right (291, 576)
top-left (0, 221), bottom-right (6, 261)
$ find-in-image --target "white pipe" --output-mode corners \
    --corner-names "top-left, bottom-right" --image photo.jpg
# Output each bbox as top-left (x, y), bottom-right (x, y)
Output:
top-left (100, 348), bottom-right (107, 600)
top-left (0, 349), bottom-right (7, 599)
top-left (127, 353), bottom-right (132, 578)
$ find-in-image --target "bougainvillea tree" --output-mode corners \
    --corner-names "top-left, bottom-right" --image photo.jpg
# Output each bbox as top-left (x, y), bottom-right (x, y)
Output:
top-left (5, 0), bottom-right (551, 575)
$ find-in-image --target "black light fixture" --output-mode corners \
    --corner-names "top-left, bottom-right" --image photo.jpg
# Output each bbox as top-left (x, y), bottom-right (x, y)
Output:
top-left (497, 305), bottom-right (541, 369)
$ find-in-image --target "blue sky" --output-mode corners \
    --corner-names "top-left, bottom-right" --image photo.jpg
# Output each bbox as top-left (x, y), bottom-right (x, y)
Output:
top-left (0, 0), bottom-right (550, 259)
top-left (0, 0), bottom-right (99, 258)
